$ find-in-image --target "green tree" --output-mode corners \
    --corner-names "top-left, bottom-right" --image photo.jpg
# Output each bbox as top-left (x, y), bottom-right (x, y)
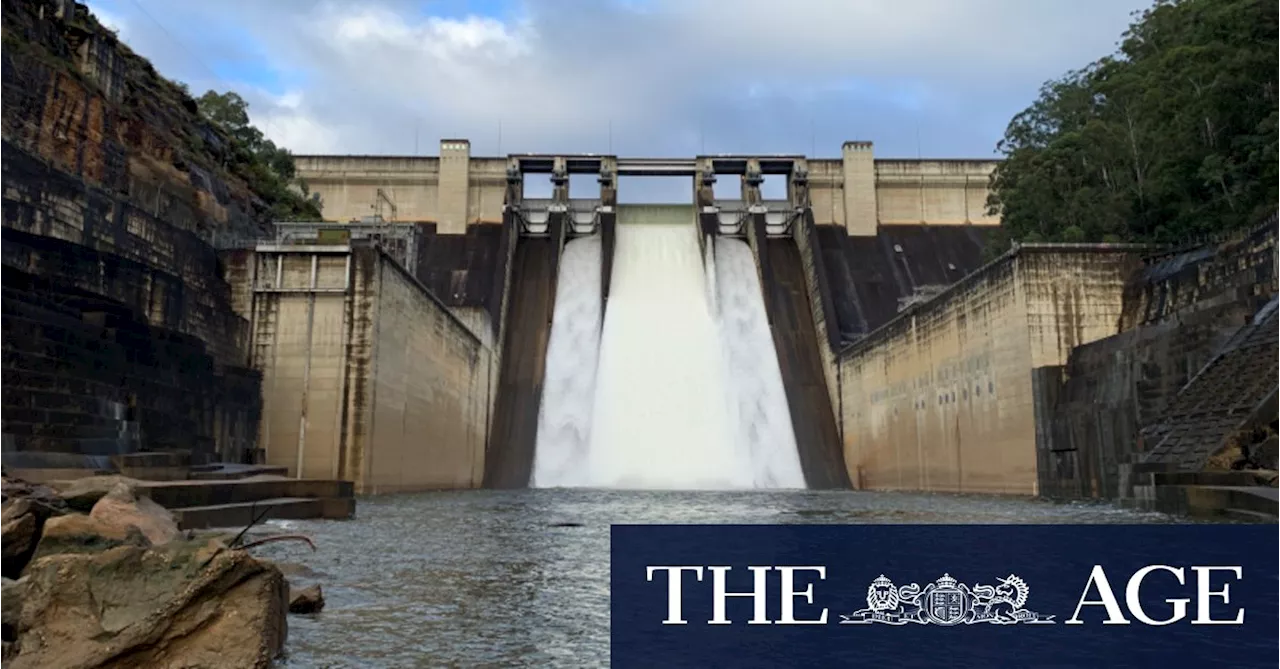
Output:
top-left (988, 0), bottom-right (1278, 247)
top-left (196, 90), bottom-right (319, 221)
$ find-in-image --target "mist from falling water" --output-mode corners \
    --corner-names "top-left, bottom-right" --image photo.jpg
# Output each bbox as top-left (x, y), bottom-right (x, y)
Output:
top-left (533, 210), bottom-right (805, 489)
top-left (531, 235), bottom-right (602, 488)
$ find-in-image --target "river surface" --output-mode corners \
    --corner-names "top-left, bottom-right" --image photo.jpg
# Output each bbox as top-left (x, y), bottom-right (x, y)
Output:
top-left (257, 489), bottom-right (1178, 668)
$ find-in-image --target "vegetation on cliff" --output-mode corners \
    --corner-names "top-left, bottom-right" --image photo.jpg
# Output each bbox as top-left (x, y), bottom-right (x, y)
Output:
top-left (987, 0), bottom-right (1278, 248)
top-left (196, 90), bottom-right (321, 222)
top-left (0, 0), bottom-right (319, 230)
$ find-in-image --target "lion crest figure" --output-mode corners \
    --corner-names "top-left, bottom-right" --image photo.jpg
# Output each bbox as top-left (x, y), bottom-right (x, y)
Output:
top-left (866, 575), bottom-right (900, 612)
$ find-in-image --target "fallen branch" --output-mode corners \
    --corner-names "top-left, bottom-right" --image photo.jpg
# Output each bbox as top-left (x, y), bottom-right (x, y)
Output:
top-left (198, 501), bottom-right (278, 570)
top-left (238, 534), bottom-right (317, 552)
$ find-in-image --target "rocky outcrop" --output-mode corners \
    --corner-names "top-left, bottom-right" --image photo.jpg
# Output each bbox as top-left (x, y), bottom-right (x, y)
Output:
top-left (89, 482), bottom-right (179, 545)
top-left (56, 474), bottom-right (141, 512)
top-left (3, 576), bottom-right (24, 658)
top-left (7, 540), bottom-right (288, 669)
top-left (31, 512), bottom-right (150, 562)
top-left (3, 471), bottom-right (300, 667)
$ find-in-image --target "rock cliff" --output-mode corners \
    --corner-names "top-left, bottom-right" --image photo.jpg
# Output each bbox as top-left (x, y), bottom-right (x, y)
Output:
top-left (0, 0), bottom-right (300, 466)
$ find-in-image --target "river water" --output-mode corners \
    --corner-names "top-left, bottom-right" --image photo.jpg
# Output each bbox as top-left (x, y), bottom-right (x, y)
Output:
top-left (256, 489), bottom-right (1179, 668)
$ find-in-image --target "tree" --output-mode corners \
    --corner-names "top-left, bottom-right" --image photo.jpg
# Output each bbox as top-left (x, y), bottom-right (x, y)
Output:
top-left (987, 0), bottom-right (1278, 247)
top-left (196, 90), bottom-right (320, 221)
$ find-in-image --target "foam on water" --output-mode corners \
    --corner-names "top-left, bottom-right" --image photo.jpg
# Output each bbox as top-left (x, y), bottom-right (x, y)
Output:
top-left (532, 235), bottom-right (603, 487)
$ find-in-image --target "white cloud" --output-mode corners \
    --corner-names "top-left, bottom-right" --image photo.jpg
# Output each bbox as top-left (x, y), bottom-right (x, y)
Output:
top-left (82, 0), bottom-right (1152, 161)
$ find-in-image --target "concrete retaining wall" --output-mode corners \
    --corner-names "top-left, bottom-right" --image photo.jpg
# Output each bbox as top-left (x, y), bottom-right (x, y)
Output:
top-left (235, 244), bottom-right (491, 493)
top-left (837, 247), bottom-right (1141, 494)
top-left (1037, 220), bottom-right (1278, 499)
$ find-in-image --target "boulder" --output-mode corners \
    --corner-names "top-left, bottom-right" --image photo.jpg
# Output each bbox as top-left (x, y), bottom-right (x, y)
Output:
top-left (288, 584), bottom-right (325, 614)
top-left (0, 509), bottom-right (37, 578)
top-left (1, 476), bottom-right (68, 518)
top-left (31, 513), bottom-right (148, 562)
top-left (8, 540), bottom-right (288, 669)
top-left (55, 475), bottom-right (141, 513)
top-left (90, 483), bottom-right (179, 546)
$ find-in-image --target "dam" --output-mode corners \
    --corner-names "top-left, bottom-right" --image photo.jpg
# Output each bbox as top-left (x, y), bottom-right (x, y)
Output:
top-left (244, 144), bottom-right (1272, 510)
top-left (5, 126), bottom-right (1275, 514)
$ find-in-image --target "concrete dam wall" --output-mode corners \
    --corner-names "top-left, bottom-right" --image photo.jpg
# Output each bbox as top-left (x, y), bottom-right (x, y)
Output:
top-left (1036, 219), bottom-right (1278, 502)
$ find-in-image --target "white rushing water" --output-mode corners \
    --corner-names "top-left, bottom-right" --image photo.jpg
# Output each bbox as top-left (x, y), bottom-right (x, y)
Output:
top-left (533, 206), bottom-right (805, 489)
top-left (587, 220), bottom-right (750, 488)
top-left (712, 238), bottom-right (806, 488)
top-left (531, 235), bottom-right (603, 488)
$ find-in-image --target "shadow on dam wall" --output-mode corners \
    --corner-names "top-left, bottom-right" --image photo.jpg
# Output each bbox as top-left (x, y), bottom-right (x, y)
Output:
top-left (756, 233), bottom-right (851, 489)
top-left (483, 217), bottom-right (566, 488)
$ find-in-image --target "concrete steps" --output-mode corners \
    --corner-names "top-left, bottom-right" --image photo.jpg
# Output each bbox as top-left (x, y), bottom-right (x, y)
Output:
top-left (174, 496), bottom-right (356, 530)
top-left (188, 464), bottom-right (290, 480)
top-left (127, 477), bottom-right (357, 530)
top-left (1139, 304), bottom-right (1279, 471)
top-left (136, 477), bottom-right (354, 509)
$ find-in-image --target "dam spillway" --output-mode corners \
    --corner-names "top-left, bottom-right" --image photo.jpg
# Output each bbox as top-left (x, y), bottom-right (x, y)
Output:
top-left (534, 205), bottom-right (805, 489)
top-left (531, 235), bottom-right (603, 487)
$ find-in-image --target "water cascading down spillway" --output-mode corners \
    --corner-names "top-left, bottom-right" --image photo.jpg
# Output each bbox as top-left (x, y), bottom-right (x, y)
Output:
top-left (532, 205), bottom-right (805, 489)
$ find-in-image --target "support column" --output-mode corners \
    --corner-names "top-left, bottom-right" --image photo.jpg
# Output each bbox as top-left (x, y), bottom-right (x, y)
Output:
top-left (437, 139), bottom-right (471, 234)
top-left (694, 157), bottom-right (716, 209)
top-left (503, 157), bottom-right (522, 210)
top-left (551, 157), bottom-right (569, 205)
top-left (841, 141), bottom-right (877, 236)
top-left (598, 157), bottom-right (617, 208)
top-left (742, 158), bottom-right (763, 212)
top-left (695, 158), bottom-right (718, 261)
top-left (599, 158), bottom-right (617, 315)
top-left (790, 159), bottom-right (810, 211)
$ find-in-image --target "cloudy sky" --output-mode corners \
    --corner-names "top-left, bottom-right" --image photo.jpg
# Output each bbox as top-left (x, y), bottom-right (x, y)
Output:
top-left (86, 0), bottom-right (1148, 197)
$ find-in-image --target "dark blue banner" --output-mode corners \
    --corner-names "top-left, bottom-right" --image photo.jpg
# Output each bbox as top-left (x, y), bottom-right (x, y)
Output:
top-left (611, 525), bottom-right (1278, 668)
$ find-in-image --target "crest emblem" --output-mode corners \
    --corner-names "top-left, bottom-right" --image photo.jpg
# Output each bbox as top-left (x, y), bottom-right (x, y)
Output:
top-left (840, 573), bottom-right (1055, 626)
top-left (926, 575), bottom-right (967, 625)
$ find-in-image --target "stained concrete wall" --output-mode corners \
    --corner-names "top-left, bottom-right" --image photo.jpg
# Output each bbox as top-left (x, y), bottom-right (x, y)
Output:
top-left (837, 247), bottom-right (1142, 495)
top-left (236, 244), bottom-right (491, 493)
